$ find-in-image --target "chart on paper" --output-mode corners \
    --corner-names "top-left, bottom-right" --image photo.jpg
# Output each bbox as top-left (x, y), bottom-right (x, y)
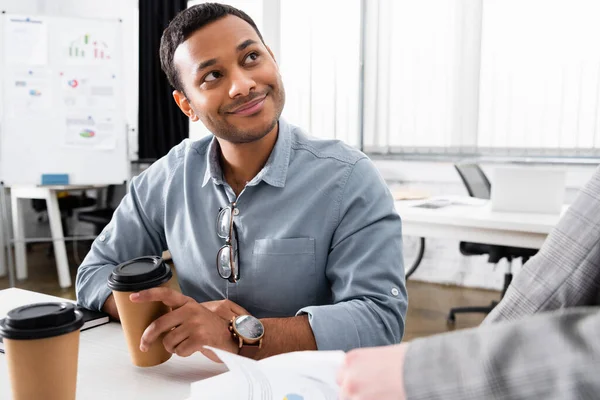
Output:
top-left (0, 13), bottom-right (128, 185)
top-left (60, 22), bottom-right (118, 67)
top-left (3, 15), bottom-right (48, 65)
top-left (190, 347), bottom-right (343, 400)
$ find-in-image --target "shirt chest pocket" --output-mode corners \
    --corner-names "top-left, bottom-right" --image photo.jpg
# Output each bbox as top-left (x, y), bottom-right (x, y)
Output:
top-left (248, 238), bottom-right (317, 316)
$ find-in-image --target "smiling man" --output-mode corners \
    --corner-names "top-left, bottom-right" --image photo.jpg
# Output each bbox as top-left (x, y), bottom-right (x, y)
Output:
top-left (76, 3), bottom-right (406, 361)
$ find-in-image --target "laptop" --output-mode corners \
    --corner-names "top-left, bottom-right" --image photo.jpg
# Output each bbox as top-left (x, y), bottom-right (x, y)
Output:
top-left (490, 167), bottom-right (566, 214)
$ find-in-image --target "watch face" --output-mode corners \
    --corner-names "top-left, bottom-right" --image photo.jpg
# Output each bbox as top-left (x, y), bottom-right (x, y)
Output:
top-left (234, 315), bottom-right (264, 339)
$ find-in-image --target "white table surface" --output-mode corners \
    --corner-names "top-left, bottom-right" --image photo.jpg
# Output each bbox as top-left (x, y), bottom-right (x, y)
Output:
top-left (396, 197), bottom-right (567, 249)
top-left (0, 289), bottom-right (227, 399)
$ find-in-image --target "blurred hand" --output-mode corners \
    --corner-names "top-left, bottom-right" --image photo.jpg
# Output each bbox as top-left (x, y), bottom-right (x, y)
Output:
top-left (201, 299), bottom-right (250, 322)
top-left (337, 343), bottom-right (409, 400)
top-left (129, 287), bottom-right (239, 362)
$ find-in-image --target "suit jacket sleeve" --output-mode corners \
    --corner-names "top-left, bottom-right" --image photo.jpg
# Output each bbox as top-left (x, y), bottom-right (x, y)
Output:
top-left (484, 165), bottom-right (600, 324)
top-left (404, 307), bottom-right (600, 400)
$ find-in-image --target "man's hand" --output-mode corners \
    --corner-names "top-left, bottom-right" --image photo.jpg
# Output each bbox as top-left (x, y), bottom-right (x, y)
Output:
top-left (129, 287), bottom-right (239, 362)
top-left (201, 299), bottom-right (250, 322)
top-left (101, 294), bottom-right (120, 321)
top-left (337, 343), bottom-right (409, 400)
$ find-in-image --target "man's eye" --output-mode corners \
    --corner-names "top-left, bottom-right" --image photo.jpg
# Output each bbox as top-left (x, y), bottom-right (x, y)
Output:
top-left (204, 71), bottom-right (222, 82)
top-left (244, 52), bottom-right (259, 64)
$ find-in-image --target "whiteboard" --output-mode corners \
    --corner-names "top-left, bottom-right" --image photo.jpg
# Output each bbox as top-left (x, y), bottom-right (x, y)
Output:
top-left (0, 13), bottom-right (129, 186)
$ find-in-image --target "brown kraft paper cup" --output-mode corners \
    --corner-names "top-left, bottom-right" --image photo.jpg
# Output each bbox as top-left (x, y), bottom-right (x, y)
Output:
top-left (0, 303), bottom-right (84, 400)
top-left (108, 256), bottom-right (174, 367)
top-left (112, 283), bottom-right (173, 367)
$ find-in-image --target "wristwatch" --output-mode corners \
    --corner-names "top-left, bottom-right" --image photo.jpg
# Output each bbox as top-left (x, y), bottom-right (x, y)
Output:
top-left (229, 315), bottom-right (265, 358)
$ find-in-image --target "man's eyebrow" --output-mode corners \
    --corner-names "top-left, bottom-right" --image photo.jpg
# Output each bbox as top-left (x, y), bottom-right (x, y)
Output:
top-left (236, 39), bottom-right (257, 52)
top-left (194, 40), bottom-right (258, 74)
top-left (195, 58), bottom-right (217, 73)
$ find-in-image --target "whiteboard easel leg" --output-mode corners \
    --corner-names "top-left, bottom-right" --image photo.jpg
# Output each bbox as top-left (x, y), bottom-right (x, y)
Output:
top-left (1, 185), bottom-right (16, 288)
top-left (46, 191), bottom-right (72, 288)
top-left (0, 186), bottom-right (6, 278)
top-left (11, 194), bottom-right (27, 280)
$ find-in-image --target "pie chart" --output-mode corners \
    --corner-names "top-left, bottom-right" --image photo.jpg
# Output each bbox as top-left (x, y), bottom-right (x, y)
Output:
top-left (79, 129), bottom-right (95, 138)
top-left (283, 395), bottom-right (303, 400)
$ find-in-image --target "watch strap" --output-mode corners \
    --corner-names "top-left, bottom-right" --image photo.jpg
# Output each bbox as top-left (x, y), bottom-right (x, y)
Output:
top-left (238, 340), bottom-right (261, 359)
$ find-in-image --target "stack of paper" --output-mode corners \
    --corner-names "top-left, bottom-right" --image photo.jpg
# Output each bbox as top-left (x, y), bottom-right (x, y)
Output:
top-left (190, 347), bottom-right (345, 400)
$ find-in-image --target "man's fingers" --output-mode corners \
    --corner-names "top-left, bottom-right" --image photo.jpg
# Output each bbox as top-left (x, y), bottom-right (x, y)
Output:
top-left (130, 286), bottom-right (189, 308)
top-left (339, 370), bottom-right (360, 400)
top-left (227, 300), bottom-right (250, 316)
top-left (201, 299), bottom-right (250, 320)
top-left (174, 338), bottom-right (195, 357)
top-left (140, 310), bottom-right (183, 352)
top-left (162, 326), bottom-right (189, 354)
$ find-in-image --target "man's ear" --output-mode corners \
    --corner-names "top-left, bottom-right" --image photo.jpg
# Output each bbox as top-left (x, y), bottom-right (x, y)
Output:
top-left (172, 90), bottom-right (199, 121)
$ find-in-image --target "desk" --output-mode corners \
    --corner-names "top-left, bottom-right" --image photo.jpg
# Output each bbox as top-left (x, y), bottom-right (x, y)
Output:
top-left (396, 197), bottom-right (567, 249)
top-left (10, 185), bottom-right (105, 288)
top-left (0, 288), bottom-right (227, 399)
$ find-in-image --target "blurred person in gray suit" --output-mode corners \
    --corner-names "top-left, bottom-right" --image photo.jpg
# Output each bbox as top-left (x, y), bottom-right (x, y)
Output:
top-left (337, 166), bottom-right (600, 399)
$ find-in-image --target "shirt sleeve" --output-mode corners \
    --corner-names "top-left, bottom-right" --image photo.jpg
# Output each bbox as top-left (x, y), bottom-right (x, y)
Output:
top-left (404, 307), bottom-right (600, 399)
top-left (296, 157), bottom-right (407, 351)
top-left (75, 156), bottom-right (175, 311)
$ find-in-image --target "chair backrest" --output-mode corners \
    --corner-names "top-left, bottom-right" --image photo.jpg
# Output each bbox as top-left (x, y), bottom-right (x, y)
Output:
top-left (454, 163), bottom-right (491, 199)
top-left (106, 184), bottom-right (117, 207)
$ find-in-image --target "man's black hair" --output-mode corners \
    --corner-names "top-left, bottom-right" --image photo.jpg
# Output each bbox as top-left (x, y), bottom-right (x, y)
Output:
top-left (160, 3), bottom-right (265, 93)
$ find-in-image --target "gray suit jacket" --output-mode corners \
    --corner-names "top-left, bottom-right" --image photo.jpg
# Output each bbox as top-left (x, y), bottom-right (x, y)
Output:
top-left (404, 166), bottom-right (600, 399)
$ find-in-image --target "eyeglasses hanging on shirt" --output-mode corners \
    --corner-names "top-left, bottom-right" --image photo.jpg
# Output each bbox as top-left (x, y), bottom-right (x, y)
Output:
top-left (216, 202), bottom-right (240, 283)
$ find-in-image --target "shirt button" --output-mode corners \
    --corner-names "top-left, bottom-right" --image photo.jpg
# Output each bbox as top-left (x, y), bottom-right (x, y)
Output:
top-left (391, 287), bottom-right (399, 296)
top-left (99, 234), bottom-right (106, 242)
top-left (233, 208), bottom-right (240, 216)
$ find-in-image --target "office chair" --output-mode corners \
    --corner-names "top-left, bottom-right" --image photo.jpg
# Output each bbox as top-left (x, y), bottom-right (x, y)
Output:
top-left (31, 192), bottom-right (97, 255)
top-left (77, 185), bottom-right (117, 234)
top-left (448, 163), bottom-right (538, 324)
top-left (31, 192), bottom-right (97, 233)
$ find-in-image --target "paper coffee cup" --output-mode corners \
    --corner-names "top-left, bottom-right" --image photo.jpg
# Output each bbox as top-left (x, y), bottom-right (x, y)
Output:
top-left (107, 255), bottom-right (174, 367)
top-left (0, 302), bottom-right (84, 400)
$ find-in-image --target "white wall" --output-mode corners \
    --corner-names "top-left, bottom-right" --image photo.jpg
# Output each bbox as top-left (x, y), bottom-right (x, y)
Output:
top-left (0, 0), bottom-right (140, 160)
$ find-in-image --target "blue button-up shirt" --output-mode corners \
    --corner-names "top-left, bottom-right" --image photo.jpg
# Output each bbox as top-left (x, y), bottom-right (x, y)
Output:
top-left (76, 119), bottom-right (407, 351)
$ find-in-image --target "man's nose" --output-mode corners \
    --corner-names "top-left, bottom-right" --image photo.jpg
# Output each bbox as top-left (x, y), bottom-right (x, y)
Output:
top-left (229, 69), bottom-right (256, 99)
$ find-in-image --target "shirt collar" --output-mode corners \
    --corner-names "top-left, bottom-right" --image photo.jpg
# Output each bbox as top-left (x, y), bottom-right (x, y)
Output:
top-left (201, 136), bottom-right (223, 187)
top-left (201, 119), bottom-right (292, 188)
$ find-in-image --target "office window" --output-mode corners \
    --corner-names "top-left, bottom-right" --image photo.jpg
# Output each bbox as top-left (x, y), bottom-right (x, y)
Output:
top-left (185, 0), bottom-right (600, 159)
top-left (362, 0), bottom-right (481, 153)
top-left (477, 0), bottom-right (600, 155)
top-left (363, 0), bottom-right (600, 158)
top-left (279, 0), bottom-right (362, 147)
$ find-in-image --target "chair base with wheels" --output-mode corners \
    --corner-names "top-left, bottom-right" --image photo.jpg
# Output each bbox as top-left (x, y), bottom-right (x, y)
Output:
top-left (447, 272), bottom-right (512, 323)
top-left (447, 243), bottom-right (535, 324)
top-left (448, 301), bottom-right (499, 324)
